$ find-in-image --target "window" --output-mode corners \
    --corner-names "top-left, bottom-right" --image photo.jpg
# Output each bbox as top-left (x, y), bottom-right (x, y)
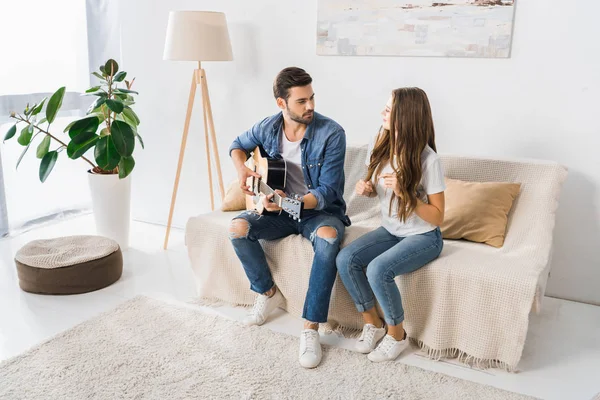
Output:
top-left (0, 0), bottom-right (119, 235)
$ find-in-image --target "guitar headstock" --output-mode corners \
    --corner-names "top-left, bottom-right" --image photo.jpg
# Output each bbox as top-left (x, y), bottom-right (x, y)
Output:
top-left (282, 194), bottom-right (303, 221)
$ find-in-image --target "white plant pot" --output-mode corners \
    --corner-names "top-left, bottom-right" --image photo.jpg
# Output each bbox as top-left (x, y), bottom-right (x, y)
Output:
top-left (87, 171), bottom-right (131, 250)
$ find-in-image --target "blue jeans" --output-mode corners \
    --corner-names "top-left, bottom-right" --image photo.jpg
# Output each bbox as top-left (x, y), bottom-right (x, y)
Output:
top-left (230, 210), bottom-right (345, 323)
top-left (336, 227), bottom-right (443, 326)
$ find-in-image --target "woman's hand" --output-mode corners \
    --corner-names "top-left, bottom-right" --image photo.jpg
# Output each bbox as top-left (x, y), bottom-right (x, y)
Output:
top-left (356, 179), bottom-right (375, 197)
top-left (379, 173), bottom-right (402, 197)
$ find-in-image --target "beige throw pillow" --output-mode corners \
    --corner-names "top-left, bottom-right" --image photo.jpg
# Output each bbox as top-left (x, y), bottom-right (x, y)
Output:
top-left (441, 178), bottom-right (521, 248)
top-left (221, 180), bottom-right (246, 212)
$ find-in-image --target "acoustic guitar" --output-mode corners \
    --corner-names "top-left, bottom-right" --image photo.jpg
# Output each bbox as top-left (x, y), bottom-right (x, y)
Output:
top-left (245, 146), bottom-right (304, 221)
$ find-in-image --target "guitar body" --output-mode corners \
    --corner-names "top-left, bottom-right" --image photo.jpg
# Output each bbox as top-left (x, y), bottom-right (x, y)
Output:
top-left (245, 147), bottom-right (287, 214)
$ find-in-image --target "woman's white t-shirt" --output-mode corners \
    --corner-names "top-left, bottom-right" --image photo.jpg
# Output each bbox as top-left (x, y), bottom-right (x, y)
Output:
top-left (366, 138), bottom-right (446, 237)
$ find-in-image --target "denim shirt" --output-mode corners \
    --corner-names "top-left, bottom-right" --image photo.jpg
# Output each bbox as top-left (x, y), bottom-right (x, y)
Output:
top-left (229, 112), bottom-right (351, 226)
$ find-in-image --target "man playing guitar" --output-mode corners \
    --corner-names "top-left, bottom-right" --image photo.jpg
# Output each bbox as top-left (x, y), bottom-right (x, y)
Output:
top-left (228, 67), bottom-right (350, 369)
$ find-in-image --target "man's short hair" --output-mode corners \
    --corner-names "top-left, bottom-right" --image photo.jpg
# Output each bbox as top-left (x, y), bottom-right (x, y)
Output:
top-left (273, 67), bottom-right (313, 101)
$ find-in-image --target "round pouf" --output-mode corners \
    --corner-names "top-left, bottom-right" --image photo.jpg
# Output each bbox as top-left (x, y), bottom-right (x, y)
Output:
top-left (15, 235), bottom-right (123, 295)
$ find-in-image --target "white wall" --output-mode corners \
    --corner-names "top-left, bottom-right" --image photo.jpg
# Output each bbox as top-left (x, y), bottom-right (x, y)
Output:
top-left (120, 0), bottom-right (600, 305)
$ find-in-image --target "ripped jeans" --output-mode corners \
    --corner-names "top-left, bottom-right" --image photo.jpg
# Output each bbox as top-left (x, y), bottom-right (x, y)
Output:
top-left (229, 210), bottom-right (345, 323)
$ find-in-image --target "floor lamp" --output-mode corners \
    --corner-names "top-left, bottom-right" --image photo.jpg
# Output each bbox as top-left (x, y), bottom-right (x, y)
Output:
top-left (162, 11), bottom-right (233, 249)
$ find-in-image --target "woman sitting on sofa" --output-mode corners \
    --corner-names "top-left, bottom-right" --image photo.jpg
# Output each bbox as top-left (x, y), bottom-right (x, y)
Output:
top-left (336, 87), bottom-right (446, 362)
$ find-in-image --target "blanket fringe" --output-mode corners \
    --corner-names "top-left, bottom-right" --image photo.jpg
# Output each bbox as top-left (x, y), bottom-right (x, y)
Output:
top-left (188, 296), bottom-right (252, 309)
top-left (321, 322), bottom-right (363, 339)
top-left (411, 338), bottom-right (517, 372)
top-left (188, 297), bottom-right (517, 372)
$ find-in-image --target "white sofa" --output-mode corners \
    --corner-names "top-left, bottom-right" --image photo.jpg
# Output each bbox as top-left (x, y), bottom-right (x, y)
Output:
top-left (185, 145), bottom-right (567, 371)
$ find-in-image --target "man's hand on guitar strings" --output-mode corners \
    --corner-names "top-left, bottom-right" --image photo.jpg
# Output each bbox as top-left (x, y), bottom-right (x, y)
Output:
top-left (262, 190), bottom-right (286, 212)
top-left (238, 165), bottom-right (261, 196)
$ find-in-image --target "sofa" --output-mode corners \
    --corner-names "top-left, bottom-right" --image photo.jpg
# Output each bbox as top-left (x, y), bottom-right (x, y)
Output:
top-left (185, 145), bottom-right (567, 371)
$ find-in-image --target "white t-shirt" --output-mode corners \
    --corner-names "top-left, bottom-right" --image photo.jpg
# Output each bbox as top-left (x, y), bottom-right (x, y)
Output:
top-left (366, 138), bottom-right (446, 237)
top-left (279, 129), bottom-right (309, 196)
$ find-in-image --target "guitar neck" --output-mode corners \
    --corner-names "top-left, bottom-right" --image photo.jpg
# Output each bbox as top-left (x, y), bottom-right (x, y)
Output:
top-left (257, 180), bottom-right (283, 205)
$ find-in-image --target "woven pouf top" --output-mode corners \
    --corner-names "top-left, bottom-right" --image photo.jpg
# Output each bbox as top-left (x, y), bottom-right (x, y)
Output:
top-left (15, 235), bottom-right (120, 269)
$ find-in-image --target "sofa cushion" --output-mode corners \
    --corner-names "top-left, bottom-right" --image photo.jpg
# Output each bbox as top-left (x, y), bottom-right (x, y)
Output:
top-left (441, 178), bottom-right (521, 247)
top-left (221, 179), bottom-right (246, 212)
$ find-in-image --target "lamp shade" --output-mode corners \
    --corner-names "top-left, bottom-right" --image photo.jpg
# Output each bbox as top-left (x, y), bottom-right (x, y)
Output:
top-left (163, 11), bottom-right (233, 62)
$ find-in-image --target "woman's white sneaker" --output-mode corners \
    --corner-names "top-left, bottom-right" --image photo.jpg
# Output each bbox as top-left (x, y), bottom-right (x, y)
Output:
top-left (367, 334), bottom-right (409, 362)
top-left (299, 329), bottom-right (322, 368)
top-left (243, 289), bottom-right (283, 326)
top-left (355, 324), bottom-right (386, 354)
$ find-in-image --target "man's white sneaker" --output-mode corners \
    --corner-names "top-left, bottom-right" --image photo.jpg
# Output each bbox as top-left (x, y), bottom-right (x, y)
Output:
top-left (355, 324), bottom-right (387, 354)
top-left (243, 289), bottom-right (283, 326)
top-left (299, 329), bottom-right (322, 369)
top-left (367, 334), bottom-right (409, 362)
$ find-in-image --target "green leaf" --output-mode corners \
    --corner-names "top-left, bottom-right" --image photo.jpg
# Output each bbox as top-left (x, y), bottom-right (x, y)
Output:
top-left (118, 155), bottom-right (135, 179)
top-left (68, 116), bottom-right (100, 139)
top-left (36, 135), bottom-right (51, 158)
top-left (110, 120), bottom-right (135, 156)
top-left (114, 88), bottom-right (138, 95)
top-left (39, 117), bottom-right (48, 125)
top-left (99, 127), bottom-right (110, 137)
top-left (122, 107), bottom-right (140, 125)
top-left (39, 151), bottom-right (58, 182)
top-left (91, 112), bottom-right (106, 123)
top-left (105, 99), bottom-right (124, 113)
top-left (92, 72), bottom-right (106, 81)
top-left (82, 91), bottom-right (107, 98)
top-left (76, 112), bottom-right (105, 126)
top-left (16, 133), bottom-right (38, 169)
top-left (31, 97), bottom-right (47, 116)
top-left (3, 124), bottom-right (17, 142)
top-left (63, 120), bottom-right (76, 133)
top-left (24, 103), bottom-right (32, 116)
top-left (120, 112), bottom-right (137, 130)
top-left (94, 136), bottom-right (121, 171)
top-left (114, 71), bottom-right (127, 82)
top-left (67, 131), bottom-right (99, 159)
top-left (17, 124), bottom-right (34, 146)
top-left (104, 59), bottom-right (119, 76)
top-left (16, 145), bottom-right (30, 170)
top-left (87, 96), bottom-right (107, 114)
top-left (86, 86), bottom-right (101, 93)
top-left (135, 132), bottom-right (145, 149)
top-left (46, 87), bottom-right (66, 124)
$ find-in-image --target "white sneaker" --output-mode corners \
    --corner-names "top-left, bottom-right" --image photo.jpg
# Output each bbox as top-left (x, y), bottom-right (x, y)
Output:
top-left (243, 289), bottom-right (283, 326)
top-left (355, 324), bottom-right (387, 354)
top-left (299, 329), bottom-right (322, 369)
top-left (367, 334), bottom-right (409, 362)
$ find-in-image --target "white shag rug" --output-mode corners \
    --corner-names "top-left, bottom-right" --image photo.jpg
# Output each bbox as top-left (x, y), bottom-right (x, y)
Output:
top-left (0, 296), bottom-right (535, 400)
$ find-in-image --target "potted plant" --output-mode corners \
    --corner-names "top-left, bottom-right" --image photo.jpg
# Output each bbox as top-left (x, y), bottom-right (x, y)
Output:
top-left (2, 59), bottom-right (143, 249)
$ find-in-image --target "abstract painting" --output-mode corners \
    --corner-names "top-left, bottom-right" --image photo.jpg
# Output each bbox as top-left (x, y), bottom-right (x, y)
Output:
top-left (317, 0), bottom-right (517, 58)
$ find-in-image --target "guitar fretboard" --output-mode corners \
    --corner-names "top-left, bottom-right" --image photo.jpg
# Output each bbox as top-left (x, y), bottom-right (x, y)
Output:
top-left (258, 180), bottom-right (283, 206)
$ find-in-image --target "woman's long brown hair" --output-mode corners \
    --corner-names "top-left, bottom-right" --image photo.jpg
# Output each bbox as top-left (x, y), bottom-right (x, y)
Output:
top-left (365, 87), bottom-right (437, 222)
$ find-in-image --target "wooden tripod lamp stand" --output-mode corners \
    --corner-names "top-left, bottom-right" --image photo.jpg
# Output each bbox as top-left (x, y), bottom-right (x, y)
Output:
top-left (162, 11), bottom-right (233, 249)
